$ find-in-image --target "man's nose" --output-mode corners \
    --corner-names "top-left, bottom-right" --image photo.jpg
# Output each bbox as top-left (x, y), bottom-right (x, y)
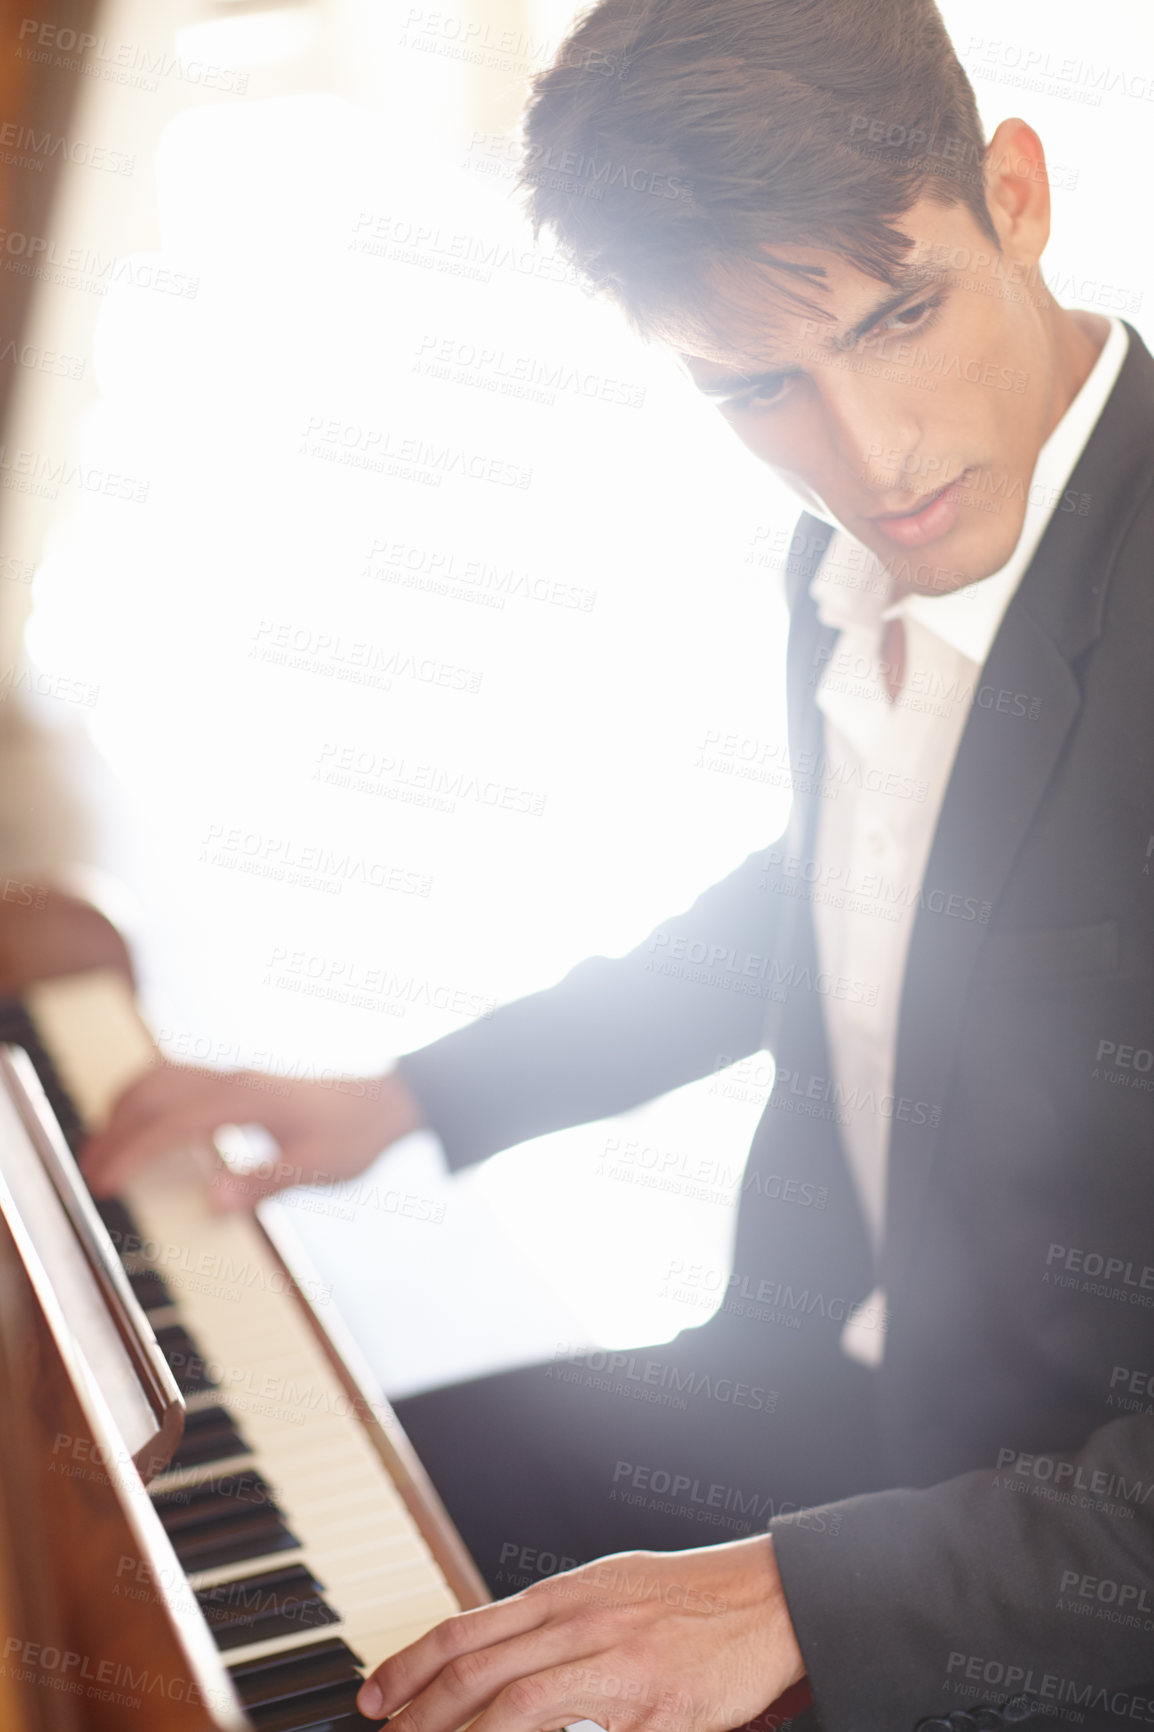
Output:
top-left (818, 368), bottom-right (923, 495)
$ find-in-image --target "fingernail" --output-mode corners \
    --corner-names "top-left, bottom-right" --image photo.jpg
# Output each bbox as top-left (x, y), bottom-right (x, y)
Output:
top-left (358, 1681), bottom-right (384, 1718)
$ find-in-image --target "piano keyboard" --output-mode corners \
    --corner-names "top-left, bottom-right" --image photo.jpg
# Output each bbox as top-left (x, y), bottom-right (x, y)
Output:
top-left (3, 973), bottom-right (472, 1732)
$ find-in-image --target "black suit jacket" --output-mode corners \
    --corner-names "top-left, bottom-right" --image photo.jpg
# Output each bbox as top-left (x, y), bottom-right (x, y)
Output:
top-left (396, 323), bottom-right (1154, 1731)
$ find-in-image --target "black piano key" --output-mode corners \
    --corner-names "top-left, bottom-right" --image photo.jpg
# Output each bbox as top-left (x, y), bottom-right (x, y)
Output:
top-left (152, 1469), bottom-right (300, 1571)
top-left (153, 1322), bottom-right (218, 1394)
top-left (152, 1469), bottom-right (280, 1530)
top-left (126, 1264), bottom-right (172, 1310)
top-left (314, 1719), bottom-right (387, 1732)
top-left (196, 1563), bottom-right (339, 1649)
top-left (0, 997), bottom-right (394, 1728)
top-left (246, 1683), bottom-right (385, 1732)
top-left (228, 1637), bottom-right (362, 1709)
top-left (168, 1404), bottom-right (254, 1471)
top-left (162, 1508), bottom-right (302, 1573)
top-left (0, 1001), bottom-right (86, 1150)
top-left (93, 1195), bottom-right (147, 1258)
top-left (298, 1717), bottom-right (387, 1732)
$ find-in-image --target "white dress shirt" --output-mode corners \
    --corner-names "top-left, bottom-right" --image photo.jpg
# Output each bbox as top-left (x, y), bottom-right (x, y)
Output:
top-left (808, 315), bottom-right (1129, 1367)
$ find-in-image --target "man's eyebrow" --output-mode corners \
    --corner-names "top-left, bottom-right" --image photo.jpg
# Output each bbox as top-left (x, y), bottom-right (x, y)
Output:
top-left (841, 267), bottom-right (945, 346)
top-left (690, 267), bottom-right (947, 399)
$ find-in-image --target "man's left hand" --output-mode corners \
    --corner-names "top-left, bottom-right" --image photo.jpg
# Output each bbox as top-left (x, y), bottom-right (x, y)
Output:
top-left (356, 1535), bottom-right (805, 1732)
top-left (0, 886), bottom-right (133, 994)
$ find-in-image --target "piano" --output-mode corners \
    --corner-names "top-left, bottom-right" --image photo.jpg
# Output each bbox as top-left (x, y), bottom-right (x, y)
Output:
top-left (0, 964), bottom-right (488, 1731)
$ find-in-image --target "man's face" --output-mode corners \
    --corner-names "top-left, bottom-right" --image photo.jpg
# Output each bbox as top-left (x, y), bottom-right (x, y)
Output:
top-left (678, 194), bottom-right (1062, 590)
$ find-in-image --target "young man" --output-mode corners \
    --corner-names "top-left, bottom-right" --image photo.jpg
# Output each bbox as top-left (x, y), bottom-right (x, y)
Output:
top-left (84, 1), bottom-right (1154, 1728)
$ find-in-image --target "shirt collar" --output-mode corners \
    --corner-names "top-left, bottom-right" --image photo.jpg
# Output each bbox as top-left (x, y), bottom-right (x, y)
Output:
top-left (811, 316), bottom-right (1130, 663)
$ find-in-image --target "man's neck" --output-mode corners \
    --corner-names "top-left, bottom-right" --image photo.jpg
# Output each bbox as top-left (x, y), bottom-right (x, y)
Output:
top-left (1045, 305), bottom-right (1111, 442)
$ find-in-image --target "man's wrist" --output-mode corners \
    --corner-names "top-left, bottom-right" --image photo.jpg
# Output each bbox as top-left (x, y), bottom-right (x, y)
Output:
top-left (762, 1534), bottom-right (806, 1691)
top-left (375, 1065), bottom-right (427, 1145)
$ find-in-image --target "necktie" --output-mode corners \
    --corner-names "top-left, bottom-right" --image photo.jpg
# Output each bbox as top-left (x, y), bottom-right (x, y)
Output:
top-left (880, 616), bottom-right (906, 704)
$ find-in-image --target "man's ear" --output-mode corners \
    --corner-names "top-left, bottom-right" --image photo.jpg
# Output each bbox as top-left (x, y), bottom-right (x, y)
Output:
top-left (981, 117), bottom-right (1052, 269)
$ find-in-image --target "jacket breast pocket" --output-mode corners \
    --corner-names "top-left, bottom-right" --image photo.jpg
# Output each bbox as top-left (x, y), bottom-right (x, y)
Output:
top-left (974, 918), bottom-right (1120, 983)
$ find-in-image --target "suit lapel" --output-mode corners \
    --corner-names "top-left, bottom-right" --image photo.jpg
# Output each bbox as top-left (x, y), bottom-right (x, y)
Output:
top-left (882, 323), bottom-right (1154, 1308)
top-left (880, 615), bottom-right (1082, 1301)
top-left (762, 520), bottom-right (838, 1045)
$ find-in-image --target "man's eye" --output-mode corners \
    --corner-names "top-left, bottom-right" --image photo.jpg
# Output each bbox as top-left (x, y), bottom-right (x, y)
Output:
top-left (878, 296), bottom-right (941, 336)
top-left (729, 374), bottom-right (796, 414)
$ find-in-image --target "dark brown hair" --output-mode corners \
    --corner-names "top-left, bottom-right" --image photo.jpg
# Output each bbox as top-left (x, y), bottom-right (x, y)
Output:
top-left (517, 0), bottom-right (1000, 341)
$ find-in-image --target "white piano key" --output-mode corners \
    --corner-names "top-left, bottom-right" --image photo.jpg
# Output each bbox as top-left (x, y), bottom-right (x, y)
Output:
top-left (27, 968), bottom-right (465, 1683)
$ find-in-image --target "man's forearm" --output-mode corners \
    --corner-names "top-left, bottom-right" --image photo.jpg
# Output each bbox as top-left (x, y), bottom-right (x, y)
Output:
top-left (396, 838), bottom-right (786, 1170)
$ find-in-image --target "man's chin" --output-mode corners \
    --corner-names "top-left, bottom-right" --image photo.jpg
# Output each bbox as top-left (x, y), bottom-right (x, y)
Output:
top-left (856, 509), bottom-right (1026, 596)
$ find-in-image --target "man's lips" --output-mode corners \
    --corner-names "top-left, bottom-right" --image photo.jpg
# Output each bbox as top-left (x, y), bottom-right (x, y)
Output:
top-left (864, 468), bottom-right (975, 548)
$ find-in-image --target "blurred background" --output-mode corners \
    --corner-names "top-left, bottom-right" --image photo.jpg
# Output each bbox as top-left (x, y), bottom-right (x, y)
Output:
top-left (4, 0), bottom-right (1152, 1395)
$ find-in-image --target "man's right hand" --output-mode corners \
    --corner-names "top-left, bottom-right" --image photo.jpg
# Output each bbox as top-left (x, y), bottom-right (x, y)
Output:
top-left (80, 1062), bottom-right (427, 1210)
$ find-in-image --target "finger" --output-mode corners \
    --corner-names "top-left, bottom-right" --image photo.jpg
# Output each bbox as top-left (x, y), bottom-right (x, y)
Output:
top-left (83, 1062), bottom-right (188, 1147)
top-left (82, 1067), bottom-right (264, 1192)
top-left (207, 1150), bottom-right (304, 1213)
top-left (81, 1073), bottom-right (261, 1194)
top-left (80, 1065), bottom-right (207, 1176)
top-left (451, 1662), bottom-right (620, 1732)
top-left (358, 1596), bottom-right (551, 1720)
top-left (81, 1107), bottom-right (215, 1195)
top-left (361, 1619), bottom-right (609, 1732)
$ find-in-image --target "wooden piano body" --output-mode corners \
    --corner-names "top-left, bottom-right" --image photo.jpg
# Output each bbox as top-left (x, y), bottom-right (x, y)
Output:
top-left (0, 967), bottom-right (487, 1731)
